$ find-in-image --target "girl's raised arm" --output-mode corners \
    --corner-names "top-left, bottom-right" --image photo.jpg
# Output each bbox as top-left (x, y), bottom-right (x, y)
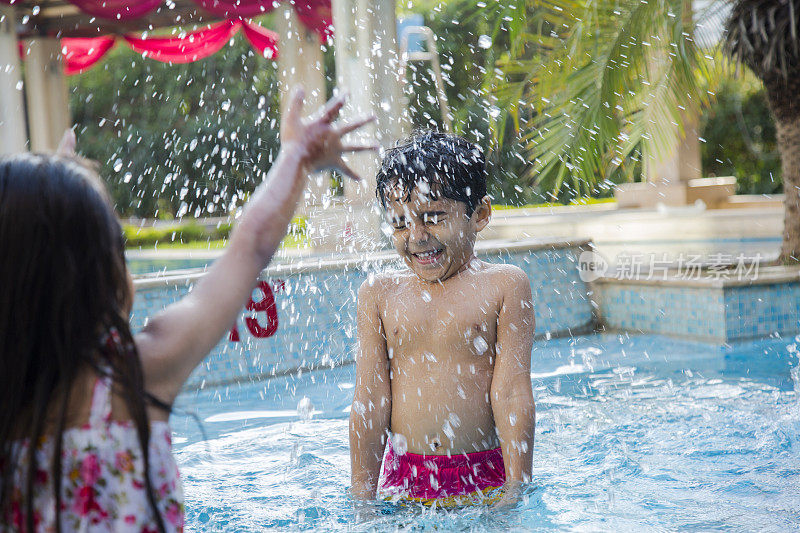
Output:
top-left (135, 88), bottom-right (375, 405)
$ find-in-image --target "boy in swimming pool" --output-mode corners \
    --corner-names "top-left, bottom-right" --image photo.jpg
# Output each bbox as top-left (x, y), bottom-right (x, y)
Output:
top-left (349, 131), bottom-right (535, 507)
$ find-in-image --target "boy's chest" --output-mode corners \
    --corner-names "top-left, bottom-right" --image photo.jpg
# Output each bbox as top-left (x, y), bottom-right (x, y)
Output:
top-left (380, 283), bottom-right (502, 354)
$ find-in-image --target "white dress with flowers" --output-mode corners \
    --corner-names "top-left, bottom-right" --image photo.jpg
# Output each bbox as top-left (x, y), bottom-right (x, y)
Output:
top-left (3, 377), bottom-right (184, 532)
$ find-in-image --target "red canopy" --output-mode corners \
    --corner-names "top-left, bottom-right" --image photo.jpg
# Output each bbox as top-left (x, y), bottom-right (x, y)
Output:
top-left (1, 0), bottom-right (329, 29)
top-left (55, 20), bottom-right (279, 75)
top-left (60, 36), bottom-right (116, 75)
top-left (4, 0), bottom-right (332, 75)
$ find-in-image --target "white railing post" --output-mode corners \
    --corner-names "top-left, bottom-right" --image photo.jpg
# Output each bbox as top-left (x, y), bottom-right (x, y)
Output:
top-left (23, 37), bottom-right (71, 152)
top-left (0, 6), bottom-right (27, 155)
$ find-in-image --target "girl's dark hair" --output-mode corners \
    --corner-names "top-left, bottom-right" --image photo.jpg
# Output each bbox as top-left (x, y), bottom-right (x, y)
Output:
top-left (376, 131), bottom-right (487, 215)
top-left (0, 154), bottom-right (167, 532)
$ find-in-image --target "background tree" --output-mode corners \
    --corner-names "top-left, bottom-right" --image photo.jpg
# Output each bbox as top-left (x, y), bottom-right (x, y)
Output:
top-left (401, 0), bottom-right (543, 204)
top-left (70, 27), bottom-right (285, 219)
top-left (724, 0), bottom-right (800, 262)
top-left (701, 77), bottom-right (780, 195)
top-left (489, 0), bottom-right (722, 198)
top-left (492, 0), bottom-right (799, 261)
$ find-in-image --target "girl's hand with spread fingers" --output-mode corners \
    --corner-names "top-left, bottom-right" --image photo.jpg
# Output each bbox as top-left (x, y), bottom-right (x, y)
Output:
top-left (280, 86), bottom-right (377, 181)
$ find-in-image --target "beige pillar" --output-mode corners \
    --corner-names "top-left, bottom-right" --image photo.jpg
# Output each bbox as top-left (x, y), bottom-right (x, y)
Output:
top-left (275, 4), bottom-right (329, 208)
top-left (644, 113), bottom-right (702, 185)
top-left (333, 0), bottom-right (408, 203)
top-left (0, 6), bottom-right (26, 154)
top-left (311, 0), bottom-right (408, 252)
top-left (23, 38), bottom-right (71, 153)
top-left (643, 0), bottom-right (701, 187)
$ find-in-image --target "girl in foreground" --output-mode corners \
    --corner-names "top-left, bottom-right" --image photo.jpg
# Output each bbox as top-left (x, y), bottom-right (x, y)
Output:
top-left (0, 89), bottom-right (374, 532)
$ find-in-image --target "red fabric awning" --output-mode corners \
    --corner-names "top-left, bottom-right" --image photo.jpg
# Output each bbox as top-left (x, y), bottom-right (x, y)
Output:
top-left (60, 36), bottom-right (117, 75)
top-left (0, 0), bottom-right (332, 40)
top-left (5, 0), bottom-right (327, 75)
top-left (193, 0), bottom-right (279, 18)
top-left (61, 0), bottom-right (164, 20)
top-left (55, 19), bottom-right (279, 74)
top-left (0, 0), bottom-right (328, 27)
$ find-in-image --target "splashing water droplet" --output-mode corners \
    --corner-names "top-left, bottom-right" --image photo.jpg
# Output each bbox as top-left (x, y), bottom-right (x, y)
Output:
top-left (473, 336), bottom-right (489, 354)
top-left (297, 397), bottom-right (314, 420)
top-left (442, 420), bottom-right (455, 439)
top-left (392, 433), bottom-right (408, 456)
top-left (448, 412), bottom-right (461, 428)
top-left (421, 291), bottom-right (431, 303)
top-left (478, 35), bottom-right (492, 49)
top-left (509, 413), bottom-right (517, 426)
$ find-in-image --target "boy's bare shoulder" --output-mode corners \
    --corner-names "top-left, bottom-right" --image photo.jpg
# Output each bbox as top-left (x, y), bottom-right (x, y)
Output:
top-left (357, 271), bottom-right (413, 302)
top-left (477, 262), bottom-right (530, 286)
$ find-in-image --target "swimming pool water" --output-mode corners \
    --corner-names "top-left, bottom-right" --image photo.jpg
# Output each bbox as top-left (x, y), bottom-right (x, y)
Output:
top-left (170, 334), bottom-right (800, 531)
top-left (127, 257), bottom-right (214, 275)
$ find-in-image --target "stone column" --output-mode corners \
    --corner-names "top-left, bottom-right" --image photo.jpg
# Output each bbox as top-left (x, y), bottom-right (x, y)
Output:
top-left (615, 0), bottom-right (707, 208)
top-left (321, 0), bottom-right (407, 252)
top-left (23, 37), bottom-right (71, 152)
top-left (0, 6), bottom-right (27, 155)
top-left (275, 4), bottom-right (329, 208)
top-left (644, 113), bottom-right (702, 185)
top-left (639, 0), bottom-right (701, 202)
top-left (333, 0), bottom-right (408, 202)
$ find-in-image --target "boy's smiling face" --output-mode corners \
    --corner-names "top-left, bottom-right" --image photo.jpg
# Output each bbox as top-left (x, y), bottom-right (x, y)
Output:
top-left (386, 185), bottom-right (491, 282)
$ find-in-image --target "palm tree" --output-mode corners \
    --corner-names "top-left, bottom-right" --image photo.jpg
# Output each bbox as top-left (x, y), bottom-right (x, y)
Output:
top-left (488, 0), bottom-right (721, 197)
top-left (724, 0), bottom-right (800, 262)
top-left (492, 0), bottom-right (800, 262)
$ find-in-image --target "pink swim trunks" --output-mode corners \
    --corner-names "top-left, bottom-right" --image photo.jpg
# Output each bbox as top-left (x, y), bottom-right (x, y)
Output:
top-left (379, 440), bottom-right (506, 506)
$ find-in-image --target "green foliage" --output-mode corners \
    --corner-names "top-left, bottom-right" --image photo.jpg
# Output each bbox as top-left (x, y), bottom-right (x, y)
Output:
top-left (700, 79), bottom-right (781, 195)
top-left (70, 21), bottom-right (284, 218)
top-left (123, 216), bottom-right (304, 248)
top-left (492, 197), bottom-right (616, 210)
top-left (405, 0), bottom-right (546, 206)
top-left (491, 0), bottom-right (727, 197)
top-left (123, 222), bottom-right (222, 247)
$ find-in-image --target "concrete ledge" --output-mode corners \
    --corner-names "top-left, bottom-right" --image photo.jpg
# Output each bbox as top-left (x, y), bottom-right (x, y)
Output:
top-left (614, 177), bottom-right (736, 209)
top-left (593, 265), bottom-right (800, 342)
top-left (133, 237), bottom-right (592, 289)
top-left (480, 204), bottom-right (782, 246)
top-left (719, 194), bottom-right (784, 210)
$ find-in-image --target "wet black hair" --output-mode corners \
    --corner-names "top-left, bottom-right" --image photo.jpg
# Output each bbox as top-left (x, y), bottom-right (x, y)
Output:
top-left (0, 154), bottom-right (168, 533)
top-left (376, 131), bottom-right (487, 216)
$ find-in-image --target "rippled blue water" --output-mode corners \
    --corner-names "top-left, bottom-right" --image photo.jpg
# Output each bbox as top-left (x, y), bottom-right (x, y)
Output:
top-left (127, 258), bottom-right (214, 275)
top-left (170, 334), bottom-right (800, 531)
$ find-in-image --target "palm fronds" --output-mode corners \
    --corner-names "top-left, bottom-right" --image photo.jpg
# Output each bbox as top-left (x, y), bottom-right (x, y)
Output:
top-left (491, 0), bottom-right (727, 195)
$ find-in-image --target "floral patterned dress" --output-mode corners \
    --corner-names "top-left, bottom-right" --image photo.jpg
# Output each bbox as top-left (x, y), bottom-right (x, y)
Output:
top-left (3, 377), bottom-right (184, 532)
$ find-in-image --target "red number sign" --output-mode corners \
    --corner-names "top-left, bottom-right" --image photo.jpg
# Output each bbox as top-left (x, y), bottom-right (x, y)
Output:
top-left (229, 280), bottom-right (282, 342)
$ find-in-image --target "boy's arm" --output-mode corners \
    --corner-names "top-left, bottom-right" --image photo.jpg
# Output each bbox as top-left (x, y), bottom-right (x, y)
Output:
top-left (135, 89), bottom-right (375, 404)
top-left (349, 280), bottom-right (392, 499)
top-left (490, 267), bottom-right (535, 502)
